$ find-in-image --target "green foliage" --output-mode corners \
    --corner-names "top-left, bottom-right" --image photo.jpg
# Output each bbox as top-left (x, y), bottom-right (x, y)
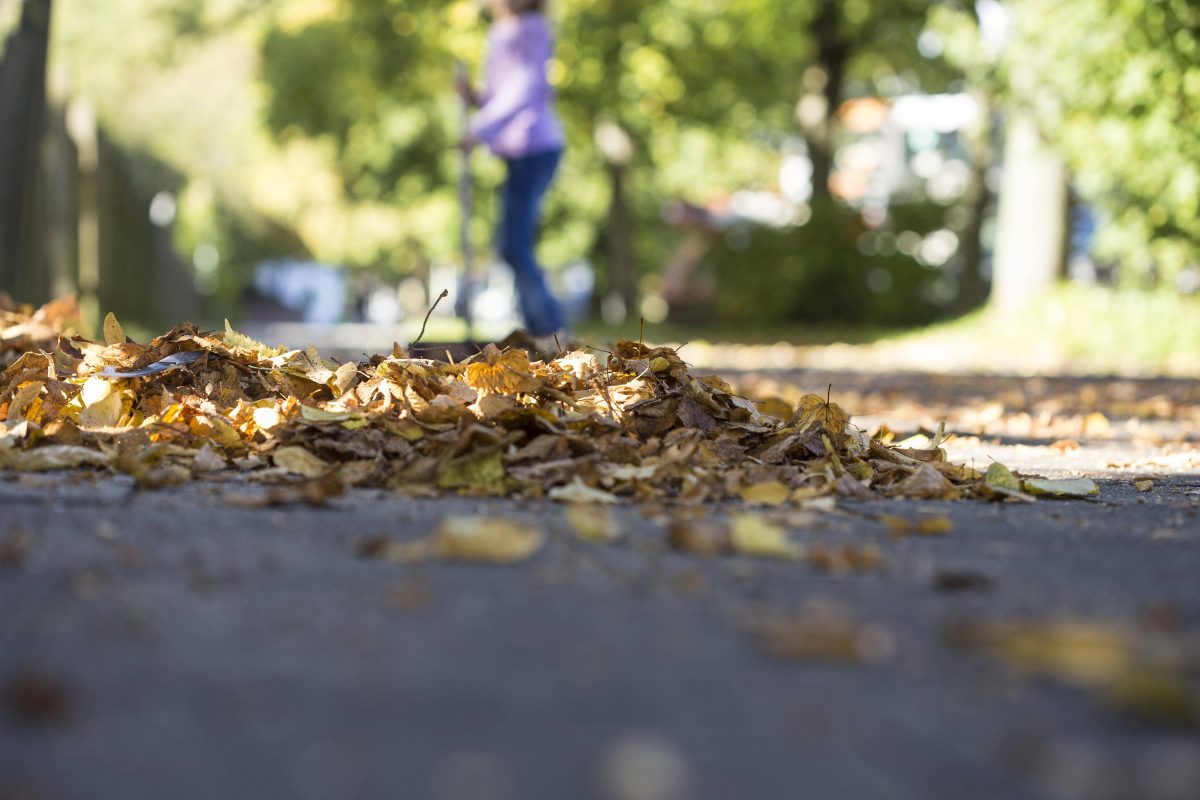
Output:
top-left (935, 0), bottom-right (1200, 282)
top-left (882, 283), bottom-right (1200, 374)
top-left (708, 199), bottom-right (948, 327)
top-left (256, 0), bottom-right (958, 290)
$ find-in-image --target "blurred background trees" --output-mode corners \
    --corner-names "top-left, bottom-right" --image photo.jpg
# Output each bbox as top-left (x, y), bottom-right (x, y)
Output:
top-left (0, 0), bottom-right (1197, 339)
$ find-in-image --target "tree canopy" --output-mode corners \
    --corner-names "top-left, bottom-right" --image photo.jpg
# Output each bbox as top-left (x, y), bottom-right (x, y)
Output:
top-left (25, 0), bottom-right (1200, 322)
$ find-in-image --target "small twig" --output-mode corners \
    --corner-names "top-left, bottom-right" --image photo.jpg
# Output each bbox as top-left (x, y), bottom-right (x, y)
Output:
top-left (412, 289), bottom-right (448, 347)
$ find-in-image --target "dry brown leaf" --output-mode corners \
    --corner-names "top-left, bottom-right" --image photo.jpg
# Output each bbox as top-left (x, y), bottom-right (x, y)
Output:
top-left (791, 390), bottom-right (849, 435)
top-left (667, 518), bottom-right (731, 557)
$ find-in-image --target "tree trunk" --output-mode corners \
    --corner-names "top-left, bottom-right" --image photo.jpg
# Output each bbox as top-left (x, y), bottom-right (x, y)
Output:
top-left (990, 114), bottom-right (1068, 311)
top-left (956, 93), bottom-right (994, 314)
top-left (605, 163), bottom-right (636, 321)
top-left (806, 0), bottom-right (848, 205)
top-left (0, 0), bottom-right (54, 296)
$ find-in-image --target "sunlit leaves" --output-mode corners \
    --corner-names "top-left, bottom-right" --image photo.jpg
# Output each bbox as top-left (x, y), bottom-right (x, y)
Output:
top-left (465, 345), bottom-right (534, 395)
top-left (791, 388), bottom-right (849, 435)
top-left (0, 302), bottom-right (1102, 511)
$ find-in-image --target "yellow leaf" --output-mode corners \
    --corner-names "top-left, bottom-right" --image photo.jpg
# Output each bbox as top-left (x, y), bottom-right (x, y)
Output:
top-left (435, 516), bottom-right (544, 562)
top-left (79, 376), bottom-right (112, 407)
top-left (223, 319), bottom-right (285, 358)
top-left (465, 345), bottom-right (533, 395)
top-left (730, 513), bottom-right (801, 559)
top-left (954, 620), bottom-right (1134, 687)
top-left (102, 312), bottom-right (125, 345)
top-left (299, 405), bottom-right (365, 426)
top-left (738, 480), bottom-right (791, 506)
top-left (566, 504), bottom-right (623, 543)
top-left (252, 406), bottom-right (282, 430)
top-left (272, 446), bottom-right (330, 478)
top-left (5, 382), bottom-right (43, 422)
top-left (78, 392), bottom-right (125, 428)
top-left (189, 415), bottom-right (243, 449)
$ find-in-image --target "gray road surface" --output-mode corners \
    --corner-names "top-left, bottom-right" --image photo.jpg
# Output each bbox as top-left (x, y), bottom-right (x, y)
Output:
top-left (1, 458), bottom-right (1199, 800)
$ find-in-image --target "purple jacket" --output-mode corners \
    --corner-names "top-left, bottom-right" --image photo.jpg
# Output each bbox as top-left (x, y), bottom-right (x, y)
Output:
top-left (469, 13), bottom-right (565, 159)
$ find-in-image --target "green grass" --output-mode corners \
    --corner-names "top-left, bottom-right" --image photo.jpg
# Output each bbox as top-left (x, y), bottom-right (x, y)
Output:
top-left (877, 284), bottom-right (1200, 375)
top-left (581, 285), bottom-right (1200, 376)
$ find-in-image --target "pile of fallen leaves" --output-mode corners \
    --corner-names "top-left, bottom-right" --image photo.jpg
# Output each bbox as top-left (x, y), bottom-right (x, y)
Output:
top-left (0, 298), bottom-right (1097, 508)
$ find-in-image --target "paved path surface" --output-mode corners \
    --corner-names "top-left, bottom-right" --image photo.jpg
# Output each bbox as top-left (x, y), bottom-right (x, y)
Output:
top-left (2, 369), bottom-right (1199, 800)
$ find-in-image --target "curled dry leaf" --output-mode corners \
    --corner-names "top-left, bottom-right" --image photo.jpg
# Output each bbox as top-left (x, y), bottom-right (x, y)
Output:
top-left (791, 391), bottom-right (849, 436)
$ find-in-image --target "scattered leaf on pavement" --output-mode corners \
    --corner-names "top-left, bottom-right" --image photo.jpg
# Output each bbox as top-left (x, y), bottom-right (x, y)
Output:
top-left (747, 614), bottom-right (895, 663)
top-left (566, 504), bottom-right (623, 543)
top-left (1021, 477), bottom-right (1100, 499)
top-left (729, 514), bottom-right (801, 559)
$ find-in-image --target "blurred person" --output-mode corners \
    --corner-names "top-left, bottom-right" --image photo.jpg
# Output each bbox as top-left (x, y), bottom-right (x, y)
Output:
top-left (458, 0), bottom-right (566, 336)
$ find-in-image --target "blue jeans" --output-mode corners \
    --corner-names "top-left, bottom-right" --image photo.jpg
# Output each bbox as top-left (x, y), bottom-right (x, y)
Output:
top-left (497, 148), bottom-right (565, 335)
